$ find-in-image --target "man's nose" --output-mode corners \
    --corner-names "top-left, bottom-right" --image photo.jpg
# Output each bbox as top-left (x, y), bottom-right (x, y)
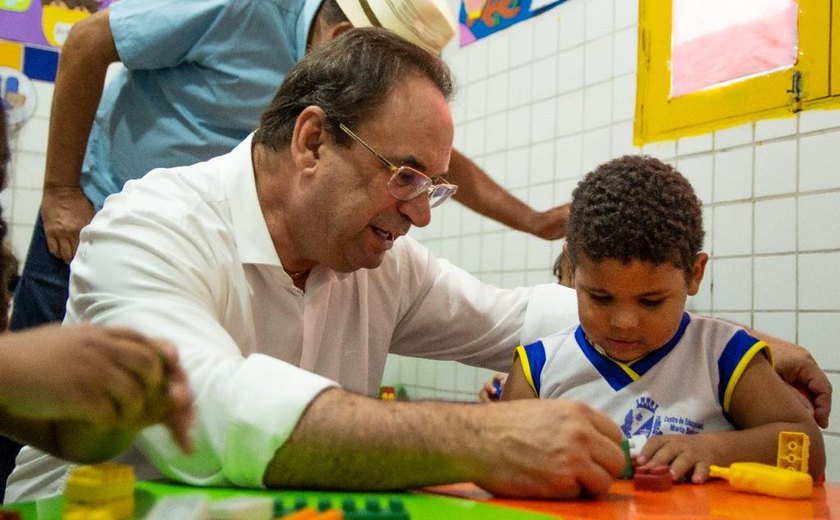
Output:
top-left (397, 194), bottom-right (432, 228)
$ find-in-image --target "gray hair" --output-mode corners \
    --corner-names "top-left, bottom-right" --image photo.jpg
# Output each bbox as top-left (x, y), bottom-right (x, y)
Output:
top-left (253, 27), bottom-right (454, 149)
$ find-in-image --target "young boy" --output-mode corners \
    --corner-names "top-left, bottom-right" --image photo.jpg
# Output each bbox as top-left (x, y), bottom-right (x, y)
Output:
top-left (502, 155), bottom-right (825, 483)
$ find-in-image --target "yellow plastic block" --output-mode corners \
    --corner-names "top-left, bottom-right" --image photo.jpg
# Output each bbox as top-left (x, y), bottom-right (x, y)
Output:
top-left (710, 462), bottom-right (812, 499)
top-left (63, 496), bottom-right (132, 520)
top-left (777, 431), bottom-right (810, 474)
top-left (64, 464), bottom-right (134, 503)
top-left (63, 510), bottom-right (114, 520)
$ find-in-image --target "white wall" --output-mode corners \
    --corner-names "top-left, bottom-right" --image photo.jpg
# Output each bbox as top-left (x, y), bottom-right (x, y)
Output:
top-left (5, 0), bottom-right (837, 480)
top-left (391, 0), bottom-right (840, 479)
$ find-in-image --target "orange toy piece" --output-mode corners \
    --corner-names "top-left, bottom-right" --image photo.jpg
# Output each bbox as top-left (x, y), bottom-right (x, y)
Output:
top-left (777, 431), bottom-right (810, 474)
top-left (710, 462), bottom-right (813, 499)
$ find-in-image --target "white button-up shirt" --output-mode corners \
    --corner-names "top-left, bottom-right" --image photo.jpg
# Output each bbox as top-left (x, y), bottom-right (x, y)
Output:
top-left (6, 135), bottom-right (578, 500)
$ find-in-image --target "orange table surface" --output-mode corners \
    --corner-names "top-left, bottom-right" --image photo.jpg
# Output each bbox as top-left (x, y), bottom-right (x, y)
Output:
top-left (427, 479), bottom-right (840, 519)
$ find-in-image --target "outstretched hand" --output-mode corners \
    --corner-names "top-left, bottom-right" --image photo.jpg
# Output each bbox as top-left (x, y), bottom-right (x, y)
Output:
top-left (0, 323), bottom-right (194, 453)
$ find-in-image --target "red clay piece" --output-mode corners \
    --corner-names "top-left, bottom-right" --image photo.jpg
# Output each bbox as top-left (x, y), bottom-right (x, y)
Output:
top-left (633, 465), bottom-right (673, 492)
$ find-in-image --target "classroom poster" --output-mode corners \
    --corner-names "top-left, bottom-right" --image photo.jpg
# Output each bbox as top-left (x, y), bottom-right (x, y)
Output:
top-left (0, 0), bottom-right (116, 48)
top-left (460, 0), bottom-right (569, 46)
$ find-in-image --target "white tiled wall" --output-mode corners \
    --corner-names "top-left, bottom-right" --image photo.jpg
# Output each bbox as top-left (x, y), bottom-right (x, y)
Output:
top-left (409, 0), bottom-right (839, 479)
top-left (4, 0), bottom-right (838, 480)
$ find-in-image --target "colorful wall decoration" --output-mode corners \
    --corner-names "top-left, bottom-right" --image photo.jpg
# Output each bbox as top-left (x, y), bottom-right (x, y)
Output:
top-left (1, 0), bottom-right (116, 49)
top-left (460, 0), bottom-right (569, 46)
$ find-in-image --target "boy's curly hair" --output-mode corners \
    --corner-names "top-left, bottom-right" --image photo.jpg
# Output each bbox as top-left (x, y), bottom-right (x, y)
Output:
top-left (566, 155), bottom-right (704, 278)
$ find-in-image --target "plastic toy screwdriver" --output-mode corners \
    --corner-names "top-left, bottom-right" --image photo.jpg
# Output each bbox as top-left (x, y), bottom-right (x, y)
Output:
top-left (709, 462), bottom-right (813, 499)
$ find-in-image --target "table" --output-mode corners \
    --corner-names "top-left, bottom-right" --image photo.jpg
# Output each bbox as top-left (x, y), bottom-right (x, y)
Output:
top-left (3, 479), bottom-right (838, 519)
top-left (431, 479), bottom-right (840, 519)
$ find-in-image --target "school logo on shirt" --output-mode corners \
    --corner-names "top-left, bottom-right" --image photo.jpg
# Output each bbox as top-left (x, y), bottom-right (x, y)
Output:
top-left (621, 395), bottom-right (705, 438)
top-left (622, 396), bottom-right (662, 438)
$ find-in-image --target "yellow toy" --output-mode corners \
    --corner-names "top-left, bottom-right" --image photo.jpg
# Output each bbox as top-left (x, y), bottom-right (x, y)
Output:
top-left (709, 462), bottom-right (813, 499)
top-left (62, 463), bottom-right (135, 519)
top-left (777, 431), bottom-right (810, 473)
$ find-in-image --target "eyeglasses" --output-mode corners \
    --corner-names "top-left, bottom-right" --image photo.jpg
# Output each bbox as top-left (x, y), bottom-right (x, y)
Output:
top-left (338, 123), bottom-right (458, 208)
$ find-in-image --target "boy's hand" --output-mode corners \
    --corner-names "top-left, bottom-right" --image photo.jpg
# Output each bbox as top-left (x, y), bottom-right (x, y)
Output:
top-left (635, 434), bottom-right (714, 483)
top-left (478, 374), bottom-right (506, 402)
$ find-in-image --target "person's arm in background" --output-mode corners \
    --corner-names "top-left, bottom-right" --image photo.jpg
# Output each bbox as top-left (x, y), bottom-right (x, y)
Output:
top-left (41, 9), bottom-right (118, 263)
top-left (745, 328), bottom-right (832, 428)
top-left (0, 324), bottom-right (193, 463)
top-left (266, 388), bottom-right (625, 499)
top-left (447, 149), bottom-right (570, 240)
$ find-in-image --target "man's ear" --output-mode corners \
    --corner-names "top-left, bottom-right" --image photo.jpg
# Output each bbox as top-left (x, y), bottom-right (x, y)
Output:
top-left (326, 21), bottom-right (353, 40)
top-left (686, 252), bottom-right (709, 296)
top-left (309, 20), bottom-right (353, 48)
top-left (290, 106), bottom-right (328, 173)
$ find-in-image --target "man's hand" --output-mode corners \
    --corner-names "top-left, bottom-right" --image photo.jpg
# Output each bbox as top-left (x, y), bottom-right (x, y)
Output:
top-left (471, 399), bottom-right (625, 498)
top-left (770, 338), bottom-right (832, 428)
top-left (41, 184), bottom-right (95, 264)
top-left (529, 204), bottom-right (570, 240)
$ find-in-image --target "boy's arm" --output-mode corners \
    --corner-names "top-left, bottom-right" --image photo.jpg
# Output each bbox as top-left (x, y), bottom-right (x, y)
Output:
top-left (745, 327), bottom-right (831, 428)
top-left (638, 355), bottom-right (825, 483)
top-left (501, 356), bottom-right (539, 401)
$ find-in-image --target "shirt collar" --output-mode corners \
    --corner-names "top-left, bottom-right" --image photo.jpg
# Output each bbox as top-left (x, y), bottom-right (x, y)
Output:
top-left (222, 133), bottom-right (282, 266)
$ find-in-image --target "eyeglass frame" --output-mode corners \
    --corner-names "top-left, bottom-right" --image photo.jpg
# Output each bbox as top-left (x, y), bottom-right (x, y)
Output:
top-left (338, 123), bottom-right (458, 208)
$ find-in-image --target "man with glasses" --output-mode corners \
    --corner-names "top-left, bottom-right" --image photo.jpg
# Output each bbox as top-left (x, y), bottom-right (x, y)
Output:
top-left (6, 28), bottom-right (831, 503)
top-left (1, 0), bottom-right (573, 494)
top-left (7, 27), bottom-right (627, 502)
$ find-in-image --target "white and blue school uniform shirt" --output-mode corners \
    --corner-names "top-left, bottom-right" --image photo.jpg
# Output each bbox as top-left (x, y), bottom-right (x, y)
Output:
top-left (514, 313), bottom-right (769, 439)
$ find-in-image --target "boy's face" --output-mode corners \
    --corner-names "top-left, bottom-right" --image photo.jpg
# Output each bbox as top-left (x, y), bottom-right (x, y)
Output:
top-left (574, 255), bottom-right (707, 362)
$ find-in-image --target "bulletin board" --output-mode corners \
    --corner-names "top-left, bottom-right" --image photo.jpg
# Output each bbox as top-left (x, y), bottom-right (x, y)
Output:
top-left (0, 0), bottom-right (116, 49)
top-left (460, 0), bottom-right (569, 46)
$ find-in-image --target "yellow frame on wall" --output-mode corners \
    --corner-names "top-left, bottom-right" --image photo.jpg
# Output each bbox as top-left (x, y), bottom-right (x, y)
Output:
top-left (634, 0), bottom-right (834, 145)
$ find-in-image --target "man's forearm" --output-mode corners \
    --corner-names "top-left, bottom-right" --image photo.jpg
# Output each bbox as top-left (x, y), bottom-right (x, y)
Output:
top-left (264, 388), bottom-right (626, 499)
top-left (263, 388), bottom-right (477, 490)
